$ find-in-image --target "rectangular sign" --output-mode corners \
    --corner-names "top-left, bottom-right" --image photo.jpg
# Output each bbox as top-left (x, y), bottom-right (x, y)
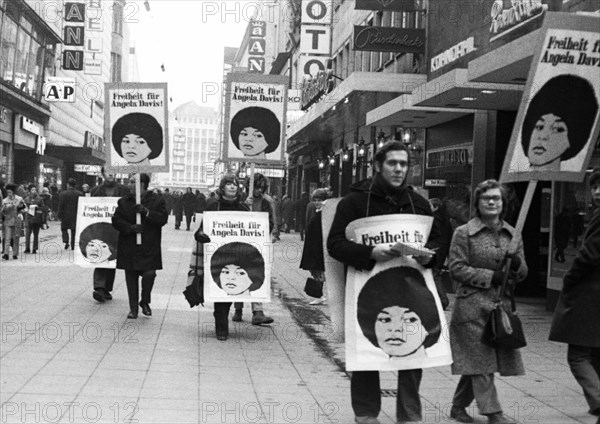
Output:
top-left (173, 149), bottom-right (185, 157)
top-left (298, 56), bottom-right (328, 77)
top-left (203, 211), bottom-right (271, 303)
top-left (75, 197), bottom-right (120, 269)
top-left (223, 73), bottom-right (288, 165)
top-left (500, 13), bottom-right (600, 183)
top-left (344, 214), bottom-right (451, 371)
top-left (84, 58), bottom-right (102, 75)
top-left (63, 50), bottom-right (84, 71)
top-left (43, 77), bottom-right (77, 102)
top-left (302, 0), bottom-right (333, 25)
top-left (172, 163), bottom-right (185, 171)
top-left (301, 25), bottom-right (331, 55)
top-left (355, 0), bottom-right (417, 12)
top-left (353, 26), bottom-right (425, 53)
top-left (104, 82), bottom-right (170, 174)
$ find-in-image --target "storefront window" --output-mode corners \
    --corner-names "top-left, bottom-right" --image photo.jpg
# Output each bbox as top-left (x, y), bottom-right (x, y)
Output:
top-left (14, 28), bottom-right (31, 91)
top-left (0, 14), bottom-right (18, 83)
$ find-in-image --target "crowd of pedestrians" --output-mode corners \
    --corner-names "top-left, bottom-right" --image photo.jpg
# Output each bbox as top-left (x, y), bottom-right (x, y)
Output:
top-left (1, 150), bottom-right (598, 424)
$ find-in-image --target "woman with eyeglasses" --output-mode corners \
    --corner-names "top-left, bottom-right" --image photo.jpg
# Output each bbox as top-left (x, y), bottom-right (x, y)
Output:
top-left (447, 179), bottom-right (528, 424)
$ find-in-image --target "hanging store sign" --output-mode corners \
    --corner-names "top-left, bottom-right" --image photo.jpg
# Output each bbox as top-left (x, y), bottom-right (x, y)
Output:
top-left (62, 2), bottom-right (86, 71)
top-left (430, 37), bottom-right (476, 72)
top-left (44, 77), bottom-right (77, 102)
top-left (301, 25), bottom-right (331, 55)
top-left (172, 163), bottom-right (185, 172)
top-left (84, 58), bottom-right (102, 75)
top-left (84, 131), bottom-right (104, 152)
top-left (298, 56), bottom-right (328, 76)
top-left (302, 0), bottom-right (333, 25)
top-left (489, 0), bottom-right (547, 42)
top-left (353, 26), bottom-right (425, 53)
top-left (427, 148), bottom-right (470, 168)
top-left (355, 0), bottom-right (417, 12)
top-left (248, 20), bottom-right (266, 73)
top-left (300, 69), bottom-right (335, 111)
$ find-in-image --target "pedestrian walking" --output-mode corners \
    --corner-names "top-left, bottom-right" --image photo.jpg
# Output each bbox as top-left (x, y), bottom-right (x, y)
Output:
top-left (231, 173), bottom-right (274, 326)
top-left (326, 141), bottom-right (442, 424)
top-left (448, 179), bottom-right (528, 424)
top-left (90, 168), bottom-right (130, 303)
top-left (112, 174), bottom-right (168, 319)
top-left (549, 169), bottom-right (600, 418)
top-left (173, 191), bottom-right (183, 229)
top-left (193, 174), bottom-right (250, 340)
top-left (23, 185), bottom-right (47, 254)
top-left (163, 188), bottom-right (173, 215)
top-left (182, 187), bottom-right (196, 231)
top-left (39, 187), bottom-right (52, 229)
top-left (300, 188), bottom-right (328, 306)
top-left (57, 178), bottom-right (82, 250)
top-left (281, 194), bottom-right (294, 233)
top-left (1, 183), bottom-right (26, 260)
top-left (429, 197), bottom-right (452, 309)
top-left (295, 191), bottom-right (309, 240)
top-left (553, 208), bottom-right (571, 263)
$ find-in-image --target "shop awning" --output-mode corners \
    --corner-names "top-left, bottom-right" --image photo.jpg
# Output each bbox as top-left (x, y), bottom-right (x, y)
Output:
top-left (287, 72), bottom-right (427, 140)
top-left (412, 68), bottom-right (524, 111)
top-left (468, 29), bottom-right (540, 84)
top-left (44, 145), bottom-right (106, 164)
top-left (366, 94), bottom-right (477, 128)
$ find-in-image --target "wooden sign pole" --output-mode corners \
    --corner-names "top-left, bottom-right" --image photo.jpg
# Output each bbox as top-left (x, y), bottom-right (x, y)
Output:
top-left (246, 163), bottom-right (255, 206)
top-left (135, 173), bottom-right (142, 246)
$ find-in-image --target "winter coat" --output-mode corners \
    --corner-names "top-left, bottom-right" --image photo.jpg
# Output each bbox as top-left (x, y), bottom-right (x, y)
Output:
top-left (448, 217), bottom-right (528, 376)
top-left (327, 175), bottom-right (443, 271)
top-left (112, 190), bottom-right (168, 271)
top-left (182, 192), bottom-right (197, 216)
top-left (300, 209), bottom-right (324, 272)
top-left (1, 195), bottom-right (26, 227)
top-left (281, 197), bottom-right (295, 224)
top-left (24, 194), bottom-right (47, 226)
top-left (549, 208), bottom-right (600, 348)
top-left (58, 188), bottom-right (82, 225)
top-left (173, 195), bottom-right (184, 216)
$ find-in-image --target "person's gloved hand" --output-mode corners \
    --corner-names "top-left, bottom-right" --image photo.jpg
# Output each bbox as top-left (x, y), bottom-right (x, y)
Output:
top-left (491, 270), bottom-right (505, 287)
top-left (131, 224), bottom-right (144, 234)
top-left (134, 204), bottom-right (149, 216)
top-left (505, 253), bottom-right (521, 271)
top-left (195, 231), bottom-right (210, 243)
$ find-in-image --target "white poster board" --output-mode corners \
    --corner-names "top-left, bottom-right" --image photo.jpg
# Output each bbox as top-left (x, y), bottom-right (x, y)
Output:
top-left (104, 82), bottom-right (169, 174)
top-left (75, 197), bottom-right (119, 269)
top-left (344, 214), bottom-right (452, 371)
top-left (501, 13), bottom-right (600, 183)
top-left (223, 73), bottom-right (288, 164)
top-left (203, 211), bottom-right (272, 303)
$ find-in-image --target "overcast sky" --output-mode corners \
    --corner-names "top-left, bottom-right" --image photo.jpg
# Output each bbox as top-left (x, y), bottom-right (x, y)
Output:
top-left (129, 1), bottom-right (257, 111)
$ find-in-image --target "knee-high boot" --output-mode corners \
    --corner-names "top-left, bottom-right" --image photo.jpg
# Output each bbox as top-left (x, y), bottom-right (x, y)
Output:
top-left (213, 302), bottom-right (231, 341)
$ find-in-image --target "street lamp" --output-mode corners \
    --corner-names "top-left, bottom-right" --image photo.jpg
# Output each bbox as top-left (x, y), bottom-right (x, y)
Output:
top-left (356, 138), bottom-right (366, 159)
top-left (328, 155), bottom-right (336, 166)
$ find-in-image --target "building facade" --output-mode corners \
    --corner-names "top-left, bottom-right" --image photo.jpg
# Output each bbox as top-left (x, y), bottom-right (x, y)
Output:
top-left (156, 101), bottom-right (219, 192)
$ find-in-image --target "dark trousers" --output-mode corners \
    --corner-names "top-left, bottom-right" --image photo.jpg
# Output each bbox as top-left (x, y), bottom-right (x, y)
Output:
top-left (452, 374), bottom-right (501, 415)
top-left (185, 213), bottom-right (193, 230)
top-left (25, 224), bottom-right (41, 251)
top-left (351, 369), bottom-right (422, 421)
top-left (124, 270), bottom-right (156, 313)
top-left (568, 344), bottom-right (600, 412)
top-left (93, 268), bottom-right (116, 293)
top-left (61, 222), bottom-right (75, 248)
top-left (175, 212), bottom-right (183, 228)
top-left (214, 302), bottom-right (232, 320)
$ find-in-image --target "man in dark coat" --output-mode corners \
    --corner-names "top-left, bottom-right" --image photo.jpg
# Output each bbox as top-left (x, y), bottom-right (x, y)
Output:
top-left (181, 187), bottom-right (196, 231)
top-left (57, 178), bottom-right (82, 250)
top-left (550, 169), bottom-right (600, 417)
top-left (112, 173), bottom-right (168, 319)
top-left (327, 141), bottom-right (442, 424)
top-left (162, 188), bottom-right (174, 215)
top-left (90, 168), bottom-right (130, 303)
top-left (295, 191), bottom-right (309, 240)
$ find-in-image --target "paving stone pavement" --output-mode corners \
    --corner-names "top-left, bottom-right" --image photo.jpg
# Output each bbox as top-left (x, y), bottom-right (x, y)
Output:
top-left (0, 217), bottom-right (596, 424)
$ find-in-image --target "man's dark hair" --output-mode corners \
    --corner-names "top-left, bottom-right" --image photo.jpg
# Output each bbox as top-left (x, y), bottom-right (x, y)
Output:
top-left (67, 178), bottom-right (77, 187)
top-left (6, 183), bottom-right (17, 192)
top-left (140, 173), bottom-right (150, 189)
top-left (589, 168), bottom-right (600, 187)
top-left (374, 140), bottom-right (410, 168)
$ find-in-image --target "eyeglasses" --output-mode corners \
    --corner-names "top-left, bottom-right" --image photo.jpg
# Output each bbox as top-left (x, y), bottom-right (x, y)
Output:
top-left (480, 195), bottom-right (502, 203)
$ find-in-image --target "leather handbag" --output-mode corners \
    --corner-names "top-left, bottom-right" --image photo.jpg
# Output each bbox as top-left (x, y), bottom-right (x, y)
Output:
top-left (304, 277), bottom-right (323, 298)
top-left (183, 243), bottom-right (204, 307)
top-left (483, 266), bottom-right (527, 349)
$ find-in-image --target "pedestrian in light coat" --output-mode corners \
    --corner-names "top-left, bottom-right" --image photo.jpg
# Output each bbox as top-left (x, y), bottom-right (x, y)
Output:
top-left (549, 169), bottom-right (600, 418)
top-left (448, 179), bottom-right (528, 424)
top-left (1, 184), bottom-right (26, 260)
top-left (112, 174), bottom-right (168, 319)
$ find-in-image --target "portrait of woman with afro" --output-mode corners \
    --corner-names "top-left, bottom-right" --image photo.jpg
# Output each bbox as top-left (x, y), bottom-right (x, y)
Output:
top-left (210, 242), bottom-right (265, 296)
top-left (230, 107), bottom-right (281, 160)
top-left (111, 112), bottom-right (164, 166)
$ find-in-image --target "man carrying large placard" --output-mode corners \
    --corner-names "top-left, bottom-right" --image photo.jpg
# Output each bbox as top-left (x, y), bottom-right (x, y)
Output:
top-left (327, 141), bottom-right (446, 424)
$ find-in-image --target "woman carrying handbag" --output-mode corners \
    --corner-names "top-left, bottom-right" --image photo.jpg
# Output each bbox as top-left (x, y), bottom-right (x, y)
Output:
top-left (447, 179), bottom-right (528, 424)
top-left (300, 188), bottom-right (328, 305)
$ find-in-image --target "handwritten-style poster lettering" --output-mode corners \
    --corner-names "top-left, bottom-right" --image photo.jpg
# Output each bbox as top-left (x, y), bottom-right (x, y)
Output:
top-left (203, 211), bottom-right (272, 303)
top-left (223, 73), bottom-right (288, 164)
top-left (501, 13), bottom-right (600, 183)
top-left (345, 215), bottom-right (452, 371)
top-left (75, 197), bottom-right (119, 269)
top-left (104, 82), bottom-right (169, 174)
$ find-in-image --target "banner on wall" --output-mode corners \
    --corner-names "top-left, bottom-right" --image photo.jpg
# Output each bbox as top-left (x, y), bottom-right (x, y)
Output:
top-left (223, 73), bottom-right (288, 164)
top-left (104, 82), bottom-right (169, 174)
top-left (344, 215), bottom-right (452, 371)
top-left (203, 211), bottom-right (272, 303)
top-left (75, 197), bottom-right (119, 269)
top-left (500, 13), bottom-right (600, 183)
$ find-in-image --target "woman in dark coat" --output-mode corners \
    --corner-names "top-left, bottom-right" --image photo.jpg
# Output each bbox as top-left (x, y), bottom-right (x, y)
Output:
top-left (112, 174), bottom-right (168, 319)
top-left (448, 179), bottom-right (528, 424)
top-left (300, 188), bottom-right (328, 305)
top-left (192, 174), bottom-right (249, 341)
top-left (549, 170), bottom-right (600, 417)
top-left (173, 191), bottom-right (184, 229)
top-left (181, 187), bottom-right (196, 231)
